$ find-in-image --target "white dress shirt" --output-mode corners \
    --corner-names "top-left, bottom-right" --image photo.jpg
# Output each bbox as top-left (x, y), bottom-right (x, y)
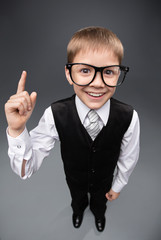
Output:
top-left (7, 95), bottom-right (140, 193)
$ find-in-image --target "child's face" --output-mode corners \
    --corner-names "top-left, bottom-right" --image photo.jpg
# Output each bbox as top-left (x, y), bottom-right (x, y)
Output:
top-left (65, 48), bottom-right (119, 110)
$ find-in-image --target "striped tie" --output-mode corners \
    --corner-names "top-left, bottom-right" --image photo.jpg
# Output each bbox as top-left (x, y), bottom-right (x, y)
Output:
top-left (86, 110), bottom-right (100, 140)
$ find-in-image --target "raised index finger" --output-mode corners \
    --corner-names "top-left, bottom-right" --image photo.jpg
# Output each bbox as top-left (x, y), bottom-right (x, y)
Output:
top-left (16, 71), bottom-right (27, 94)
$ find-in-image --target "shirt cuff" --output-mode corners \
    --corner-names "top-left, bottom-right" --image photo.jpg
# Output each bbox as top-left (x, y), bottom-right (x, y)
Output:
top-left (7, 127), bottom-right (32, 161)
top-left (111, 181), bottom-right (125, 193)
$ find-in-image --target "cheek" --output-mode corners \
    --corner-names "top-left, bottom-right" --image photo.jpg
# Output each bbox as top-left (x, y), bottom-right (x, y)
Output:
top-left (73, 85), bottom-right (83, 95)
top-left (107, 86), bottom-right (116, 94)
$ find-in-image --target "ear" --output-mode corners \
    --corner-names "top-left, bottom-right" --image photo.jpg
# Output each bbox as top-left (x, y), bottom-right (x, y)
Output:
top-left (65, 66), bottom-right (73, 85)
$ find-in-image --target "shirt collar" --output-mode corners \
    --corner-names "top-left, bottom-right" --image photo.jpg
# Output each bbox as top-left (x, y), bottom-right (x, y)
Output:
top-left (75, 95), bottom-right (110, 126)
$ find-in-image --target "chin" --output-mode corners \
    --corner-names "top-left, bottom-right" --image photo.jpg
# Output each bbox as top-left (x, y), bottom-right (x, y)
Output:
top-left (86, 102), bottom-right (105, 110)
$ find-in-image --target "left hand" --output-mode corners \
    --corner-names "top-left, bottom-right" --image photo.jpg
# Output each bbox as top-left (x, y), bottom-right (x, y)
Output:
top-left (105, 189), bottom-right (120, 201)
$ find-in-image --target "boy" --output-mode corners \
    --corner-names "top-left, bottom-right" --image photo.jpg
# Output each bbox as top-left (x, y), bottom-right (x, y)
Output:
top-left (5, 27), bottom-right (140, 232)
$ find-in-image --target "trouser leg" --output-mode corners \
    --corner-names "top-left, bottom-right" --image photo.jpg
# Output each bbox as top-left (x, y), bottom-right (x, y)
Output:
top-left (71, 190), bottom-right (88, 215)
top-left (89, 186), bottom-right (108, 218)
top-left (67, 182), bottom-right (88, 215)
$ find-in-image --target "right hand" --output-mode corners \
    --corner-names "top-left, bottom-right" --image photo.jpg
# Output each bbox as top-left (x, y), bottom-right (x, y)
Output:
top-left (5, 71), bottom-right (37, 137)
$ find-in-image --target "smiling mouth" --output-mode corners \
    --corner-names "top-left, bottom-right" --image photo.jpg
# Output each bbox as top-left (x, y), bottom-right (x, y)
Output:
top-left (87, 92), bottom-right (104, 97)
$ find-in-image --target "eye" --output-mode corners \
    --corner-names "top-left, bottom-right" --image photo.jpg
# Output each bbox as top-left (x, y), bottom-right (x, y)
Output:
top-left (103, 67), bottom-right (120, 77)
top-left (104, 69), bottom-right (113, 75)
top-left (80, 68), bottom-right (91, 74)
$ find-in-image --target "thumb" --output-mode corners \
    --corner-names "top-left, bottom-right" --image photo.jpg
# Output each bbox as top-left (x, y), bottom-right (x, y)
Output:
top-left (30, 92), bottom-right (37, 110)
top-left (106, 192), bottom-right (112, 201)
top-left (105, 192), bottom-right (109, 200)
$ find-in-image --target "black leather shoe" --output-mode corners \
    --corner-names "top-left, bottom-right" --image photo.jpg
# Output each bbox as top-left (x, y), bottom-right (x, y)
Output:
top-left (95, 216), bottom-right (106, 232)
top-left (72, 213), bottom-right (83, 228)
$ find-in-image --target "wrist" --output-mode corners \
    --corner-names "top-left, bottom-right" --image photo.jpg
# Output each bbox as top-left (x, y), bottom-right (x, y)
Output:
top-left (8, 126), bottom-right (25, 138)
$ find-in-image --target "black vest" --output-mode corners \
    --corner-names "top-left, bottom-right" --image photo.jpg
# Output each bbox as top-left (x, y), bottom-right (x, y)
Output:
top-left (51, 95), bottom-right (133, 192)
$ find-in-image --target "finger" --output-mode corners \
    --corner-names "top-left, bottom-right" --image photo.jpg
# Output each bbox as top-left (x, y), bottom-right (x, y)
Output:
top-left (17, 71), bottom-right (27, 94)
top-left (105, 193), bottom-right (110, 200)
top-left (30, 92), bottom-right (37, 110)
top-left (6, 100), bottom-right (26, 116)
top-left (106, 193), bottom-right (112, 201)
top-left (17, 101), bottom-right (27, 116)
top-left (10, 91), bottom-right (32, 111)
top-left (8, 97), bottom-right (29, 115)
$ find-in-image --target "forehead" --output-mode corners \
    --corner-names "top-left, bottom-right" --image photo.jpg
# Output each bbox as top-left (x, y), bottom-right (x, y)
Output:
top-left (73, 48), bottom-right (119, 66)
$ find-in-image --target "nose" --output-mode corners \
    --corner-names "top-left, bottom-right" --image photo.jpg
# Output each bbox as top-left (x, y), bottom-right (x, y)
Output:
top-left (89, 71), bottom-right (105, 88)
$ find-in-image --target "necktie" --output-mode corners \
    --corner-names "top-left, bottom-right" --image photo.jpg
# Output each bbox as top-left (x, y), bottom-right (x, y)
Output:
top-left (86, 110), bottom-right (100, 140)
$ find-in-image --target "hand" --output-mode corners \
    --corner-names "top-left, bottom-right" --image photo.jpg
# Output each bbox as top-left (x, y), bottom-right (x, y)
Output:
top-left (105, 189), bottom-right (120, 201)
top-left (5, 71), bottom-right (37, 137)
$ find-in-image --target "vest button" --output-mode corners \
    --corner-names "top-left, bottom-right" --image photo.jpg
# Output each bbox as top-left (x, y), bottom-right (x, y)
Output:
top-left (91, 169), bottom-right (95, 173)
top-left (92, 147), bottom-right (96, 152)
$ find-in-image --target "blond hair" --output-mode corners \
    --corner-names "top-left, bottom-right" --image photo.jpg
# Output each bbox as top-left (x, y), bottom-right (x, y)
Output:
top-left (67, 26), bottom-right (124, 64)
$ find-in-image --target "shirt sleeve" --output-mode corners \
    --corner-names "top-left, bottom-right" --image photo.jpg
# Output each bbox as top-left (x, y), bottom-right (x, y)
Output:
top-left (6, 106), bottom-right (59, 179)
top-left (111, 110), bottom-right (140, 193)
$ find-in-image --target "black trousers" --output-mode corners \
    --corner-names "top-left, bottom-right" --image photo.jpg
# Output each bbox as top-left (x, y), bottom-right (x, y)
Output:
top-left (67, 180), bottom-right (110, 218)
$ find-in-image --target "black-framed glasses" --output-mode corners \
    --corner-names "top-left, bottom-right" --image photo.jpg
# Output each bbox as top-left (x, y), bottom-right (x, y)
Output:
top-left (66, 63), bottom-right (129, 87)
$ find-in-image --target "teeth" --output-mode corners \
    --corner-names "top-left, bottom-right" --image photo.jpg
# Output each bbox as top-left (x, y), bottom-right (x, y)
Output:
top-left (88, 92), bottom-right (103, 97)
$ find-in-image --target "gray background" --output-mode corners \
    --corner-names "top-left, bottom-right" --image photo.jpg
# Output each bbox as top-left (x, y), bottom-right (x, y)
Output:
top-left (0, 0), bottom-right (161, 239)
